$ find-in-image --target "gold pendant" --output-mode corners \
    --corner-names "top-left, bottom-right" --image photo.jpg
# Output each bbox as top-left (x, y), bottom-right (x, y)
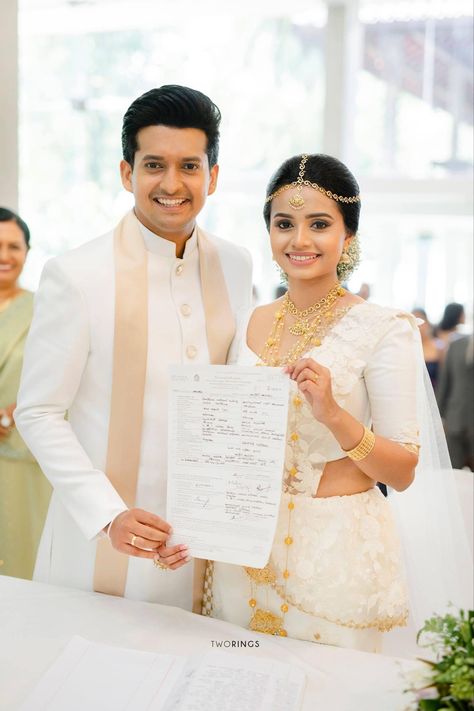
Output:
top-left (289, 193), bottom-right (305, 210)
top-left (249, 608), bottom-right (285, 635)
top-left (289, 321), bottom-right (309, 337)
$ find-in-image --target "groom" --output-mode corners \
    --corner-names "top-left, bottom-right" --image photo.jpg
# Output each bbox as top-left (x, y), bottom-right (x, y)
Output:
top-left (15, 85), bottom-right (252, 610)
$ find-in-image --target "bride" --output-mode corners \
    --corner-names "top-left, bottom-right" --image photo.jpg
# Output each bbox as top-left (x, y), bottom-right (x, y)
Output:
top-left (205, 153), bottom-right (425, 653)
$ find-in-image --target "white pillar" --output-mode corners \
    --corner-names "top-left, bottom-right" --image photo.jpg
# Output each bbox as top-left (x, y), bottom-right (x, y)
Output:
top-left (323, 0), bottom-right (361, 163)
top-left (415, 232), bottom-right (433, 308)
top-left (0, 0), bottom-right (18, 211)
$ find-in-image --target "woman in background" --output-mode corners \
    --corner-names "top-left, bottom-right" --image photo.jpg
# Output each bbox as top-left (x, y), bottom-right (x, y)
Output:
top-left (412, 307), bottom-right (444, 389)
top-left (0, 208), bottom-right (51, 579)
top-left (436, 302), bottom-right (465, 356)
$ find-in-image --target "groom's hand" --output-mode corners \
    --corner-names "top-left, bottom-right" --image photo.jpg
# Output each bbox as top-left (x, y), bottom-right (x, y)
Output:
top-left (108, 508), bottom-right (171, 558)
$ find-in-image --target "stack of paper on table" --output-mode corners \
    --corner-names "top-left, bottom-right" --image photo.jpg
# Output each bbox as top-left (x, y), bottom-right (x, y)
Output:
top-left (20, 636), bottom-right (305, 711)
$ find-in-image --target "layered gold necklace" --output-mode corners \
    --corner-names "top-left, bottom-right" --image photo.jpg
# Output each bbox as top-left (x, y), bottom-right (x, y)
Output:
top-left (258, 282), bottom-right (345, 367)
top-left (248, 281), bottom-right (347, 637)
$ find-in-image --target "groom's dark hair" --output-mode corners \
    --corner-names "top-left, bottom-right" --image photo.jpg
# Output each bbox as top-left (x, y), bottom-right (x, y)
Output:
top-left (121, 85), bottom-right (221, 168)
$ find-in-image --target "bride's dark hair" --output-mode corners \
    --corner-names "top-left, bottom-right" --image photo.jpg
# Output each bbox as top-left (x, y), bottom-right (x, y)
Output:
top-left (263, 154), bottom-right (361, 235)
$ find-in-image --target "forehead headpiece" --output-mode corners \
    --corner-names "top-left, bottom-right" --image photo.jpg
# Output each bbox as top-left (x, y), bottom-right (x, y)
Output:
top-left (265, 153), bottom-right (361, 210)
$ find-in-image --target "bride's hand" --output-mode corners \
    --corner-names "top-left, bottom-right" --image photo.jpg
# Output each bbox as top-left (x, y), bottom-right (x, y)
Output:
top-left (285, 357), bottom-right (342, 426)
top-left (153, 544), bottom-right (191, 571)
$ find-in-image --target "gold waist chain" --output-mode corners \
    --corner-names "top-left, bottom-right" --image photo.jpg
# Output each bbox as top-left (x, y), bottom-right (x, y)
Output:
top-left (245, 393), bottom-right (302, 636)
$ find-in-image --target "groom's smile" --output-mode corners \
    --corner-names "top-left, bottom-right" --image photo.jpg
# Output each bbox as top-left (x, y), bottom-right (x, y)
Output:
top-left (120, 124), bottom-right (219, 254)
top-left (151, 195), bottom-right (191, 212)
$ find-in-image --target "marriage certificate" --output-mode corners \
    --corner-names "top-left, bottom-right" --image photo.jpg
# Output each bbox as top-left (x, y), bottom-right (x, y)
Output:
top-left (167, 365), bottom-right (289, 567)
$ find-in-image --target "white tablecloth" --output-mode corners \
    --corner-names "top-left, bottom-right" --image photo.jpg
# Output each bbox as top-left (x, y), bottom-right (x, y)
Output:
top-left (0, 576), bottom-right (421, 711)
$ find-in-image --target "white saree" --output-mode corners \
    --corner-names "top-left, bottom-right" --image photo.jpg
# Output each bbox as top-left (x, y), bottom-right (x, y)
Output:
top-left (208, 302), bottom-right (471, 653)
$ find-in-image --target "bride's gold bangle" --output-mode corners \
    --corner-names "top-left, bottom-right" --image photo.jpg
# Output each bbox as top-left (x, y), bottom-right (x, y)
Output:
top-left (344, 426), bottom-right (376, 461)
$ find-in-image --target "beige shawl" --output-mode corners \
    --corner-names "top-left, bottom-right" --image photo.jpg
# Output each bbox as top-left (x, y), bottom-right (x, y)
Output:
top-left (94, 211), bottom-right (235, 610)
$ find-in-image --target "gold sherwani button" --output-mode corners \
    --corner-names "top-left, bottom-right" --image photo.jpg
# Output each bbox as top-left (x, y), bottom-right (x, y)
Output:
top-left (175, 264), bottom-right (184, 275)
top-left (186, 345), bottom-right (197, 359)
top-left (181, 304), bottom-right (192, 317)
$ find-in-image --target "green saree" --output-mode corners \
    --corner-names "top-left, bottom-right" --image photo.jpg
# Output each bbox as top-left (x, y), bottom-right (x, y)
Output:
top-left (0, 291), bottom-right (51, 579)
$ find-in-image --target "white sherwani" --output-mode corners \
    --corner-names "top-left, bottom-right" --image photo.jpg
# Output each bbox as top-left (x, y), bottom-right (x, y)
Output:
top-left (15, 218), bottom-right (252, 608)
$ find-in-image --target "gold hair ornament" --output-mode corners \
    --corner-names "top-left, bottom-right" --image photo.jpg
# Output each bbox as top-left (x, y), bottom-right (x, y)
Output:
top-left (337, 236), bottom-right (361, 281)
top-left (265, 154), bottom-right (361, 210)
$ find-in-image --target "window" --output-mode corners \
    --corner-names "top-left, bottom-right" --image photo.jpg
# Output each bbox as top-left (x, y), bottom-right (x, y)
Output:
top-left (19, 0), bottom-right (325, 300)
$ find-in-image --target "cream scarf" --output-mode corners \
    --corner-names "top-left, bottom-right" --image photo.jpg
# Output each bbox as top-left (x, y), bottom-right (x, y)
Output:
top-left (94, 211), bottom-right (235, 609)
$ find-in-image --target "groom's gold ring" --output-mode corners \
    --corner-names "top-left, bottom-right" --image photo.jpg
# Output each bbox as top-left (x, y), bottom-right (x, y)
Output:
top-left (131, 534), bottom-right (137, 547)
top-left (310, 372), bottom-right (319, 382)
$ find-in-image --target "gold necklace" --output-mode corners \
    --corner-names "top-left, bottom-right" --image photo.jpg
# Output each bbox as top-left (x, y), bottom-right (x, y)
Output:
top-left (286, 282), bottom-right (343, 336)
top-left (258, 283), bottom-right (345, 367)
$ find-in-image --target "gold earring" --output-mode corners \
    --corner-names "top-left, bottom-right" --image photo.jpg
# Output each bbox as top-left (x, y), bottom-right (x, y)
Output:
top-left (273, 260), bottom-right (288, 284)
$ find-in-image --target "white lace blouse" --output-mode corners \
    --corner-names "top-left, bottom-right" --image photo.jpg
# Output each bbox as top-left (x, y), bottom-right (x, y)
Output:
top-left (231, 301), bottom-right (420, 496)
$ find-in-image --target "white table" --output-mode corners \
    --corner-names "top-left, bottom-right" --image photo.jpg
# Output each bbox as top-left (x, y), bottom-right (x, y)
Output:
top-left (0, 576), bottom-right (421, 711)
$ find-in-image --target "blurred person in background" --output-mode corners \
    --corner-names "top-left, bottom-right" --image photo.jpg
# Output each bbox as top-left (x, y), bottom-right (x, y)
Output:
top-left (435, 302), bottom-right (465, 356)
top-left (437, 334), bottom-right (474, 471)
top-left (412, 307), bottom-right (445, 389)
top-left (0, 208), bottom-right (51, 579)
top-left (252, 284), bottom-right (260, 306)
top-left (356, 282), bottom-right (371, 301)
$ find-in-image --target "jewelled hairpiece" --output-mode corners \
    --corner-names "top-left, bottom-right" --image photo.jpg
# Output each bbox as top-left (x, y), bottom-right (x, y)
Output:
top-left (265, 153), bottom-right (361, 210)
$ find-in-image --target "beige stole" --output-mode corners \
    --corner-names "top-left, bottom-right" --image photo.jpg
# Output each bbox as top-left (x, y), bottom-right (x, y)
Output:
top-left (94, 211), bottom-right (235, 610)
